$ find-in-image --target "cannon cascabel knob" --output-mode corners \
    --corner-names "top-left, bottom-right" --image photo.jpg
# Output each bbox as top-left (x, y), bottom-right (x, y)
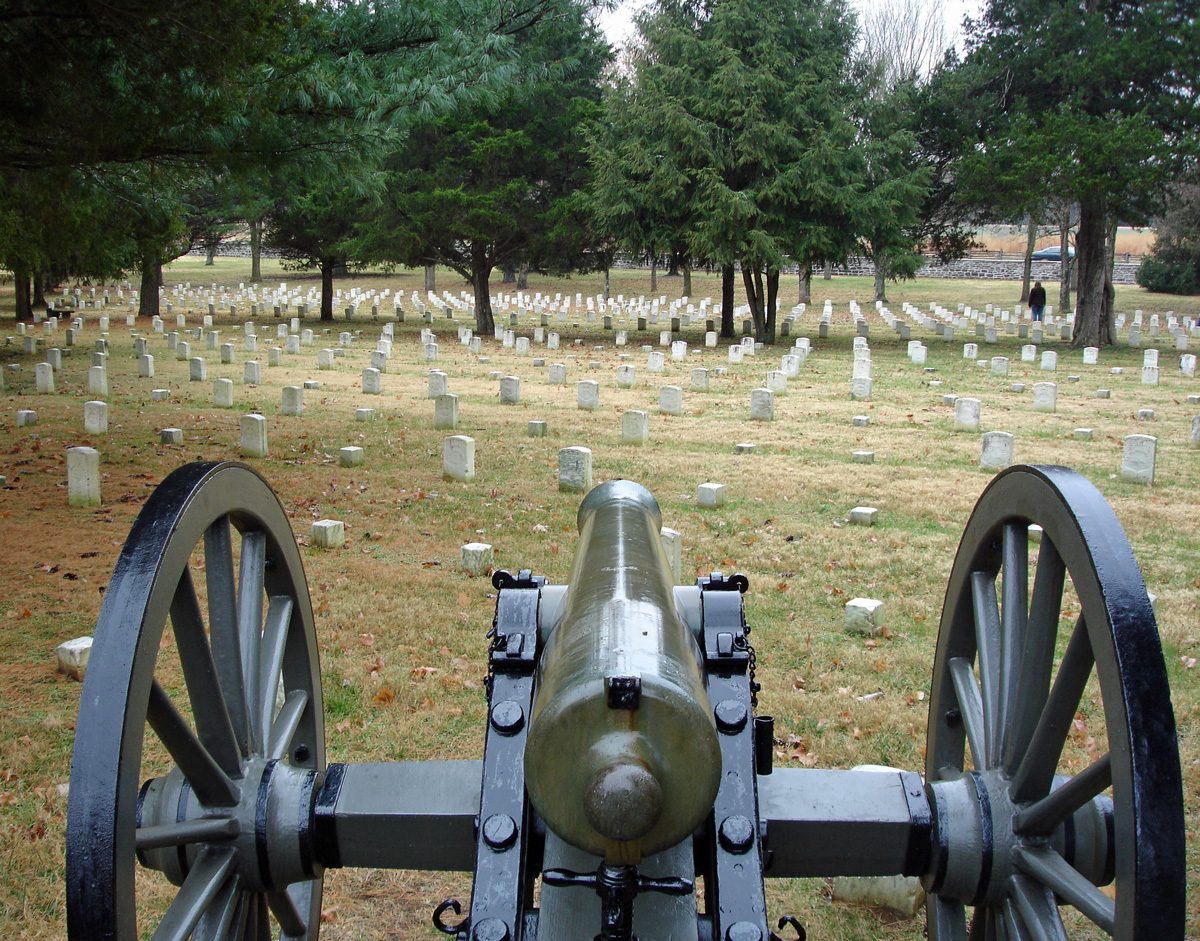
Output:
top-left (584, 760), bottom-right (663, 842)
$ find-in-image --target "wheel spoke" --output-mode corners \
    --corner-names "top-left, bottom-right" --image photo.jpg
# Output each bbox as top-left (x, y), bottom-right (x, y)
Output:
top-left (1010, 616), bottom-right (1094, 803)
top-left (256, 891), bottom-right (272, 940)
top-left (150, 847), bottom-right (237, 941)
top-left (268, 690), bottom-right (310, 762)
top-left (998, 523), bottom-right (1029, 766)
top-left (1000, 898), bottom-right (1030, 941)
top-left (928, 895), bottom-right (968, 941)
top-left (267, 887), bottom-right (308, 938)
top-left (1013, 753), bottom-right (1112, 835)
top-left (1014, 844), bottom-right (1115, 935)
top-left (147, 681), bottom-right (239, 807)
top-left (970, 571), bottom-right (1002, 768)
top-left (257, 596), bottom-right (294, 749)
top-left (1003, 540), bottom-right (1065, 775)
top-left (949, 657), bottom-right (987, 769)
top-left (136, 816), bottom-right (239, 851)
top-left (1009, 874), bottom-right (1068, 941)
top-left (205, 517), bottom-right (250, 758)
top-left (238, 531), bottom-right (267, 755)
top-left (194, 872), bottom-right (244, 941)
top-left (171, 569), bottom-right (243, 778)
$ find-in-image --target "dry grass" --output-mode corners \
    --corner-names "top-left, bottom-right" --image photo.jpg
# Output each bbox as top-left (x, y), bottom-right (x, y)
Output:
top-left (0, 259), bottom-right (1196, 940)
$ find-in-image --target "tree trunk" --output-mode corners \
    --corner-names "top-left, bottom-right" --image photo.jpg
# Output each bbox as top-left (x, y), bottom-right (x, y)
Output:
top-left (517, 262), bottom-right (529, 290)
top-left (424, 264), bottom-right (436, 293)
top-left (721, 264), bottom-right (735, 338)
top-left (682, 262), bottom-right (691, 297)
top-left (823, 259), bottom-right (832, 280)
top-left (502, 265), bottom-right (516, 284)
top-left (472, 240), bottom-right (495, 336)
top-left (320, 258), bottom-right (335, 321)
top-left (12, 260), bottom-right (32, 322)
top-left (742, 263), bottom-right (766, 340)
top-left (650, 257), bottom-right (657, 292)
top-left (1104, 217), bottom-right (1118, 288)
top-left (205, 246), bottom-right (215, 266)
top-left (872, 254), bottom-right (887, 302)
top-left (1072, 197), bottom-right (1115, 347)
top-left (603, 265), bottom-right (610, 302)
top-left (1020, 212), bottom-right (1037, 302)
top-left (798, 261), bottom-right (811, 304)
top-left (666, 252), bottom-right (679, 277)
top-left (764, 269), bottom-right (779, 345)
top-left (138, 251), bottom-right (160, 319)
top-left (32, 271), bottom-right (47, 310)
top-left (1058, 204), bottom-right (1072, 315)
top-left (250, 218), bottom-right (262, 281)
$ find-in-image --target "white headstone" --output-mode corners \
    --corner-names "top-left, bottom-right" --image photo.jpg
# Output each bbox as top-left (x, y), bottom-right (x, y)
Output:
top-left (1032, 382), bottom-right (1057, 413)
top-left (659, 385), bottom-right (683, 416)
top-left (689, 367), bottom-right (710, 392)
top-left (500, 375), bottom-right (521, 404)
top-left (244, 361), bottom-right (261, 384)
top-left (434, 394), bottom-right (459, 430)
top-left (67, 446), bottom-right (101, 506)
top-left (980, 431), bottom-right (1014, 471)
top-left (697, 482), bottom-right (725, 508)
top-left (83, 400), bottom-right (108, 434)
top-left (281, 386), bottom-right (303, 415)
top-left (1121, 434), bottom-right (1156, 485)
top-left (35, 362), bottom-right (55, 393)
top-left (558, 446), bottom-right (593, 492)
top-left (750, 388), bottom-right (775, 421)
top-left (213, 378), bottom-right (234, 408)
top-left (954, 397), bottom-right (982, 432)
top-left (621, 410), bottom-right (650, 445)
top-left (443, 435), bottom-right (476, 481)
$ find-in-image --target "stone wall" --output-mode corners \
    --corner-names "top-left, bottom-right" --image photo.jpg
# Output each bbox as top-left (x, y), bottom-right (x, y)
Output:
top-left (198, 245), bottom-right (1140, 285)
top-left (830, 256), bottom-right (1140, 285)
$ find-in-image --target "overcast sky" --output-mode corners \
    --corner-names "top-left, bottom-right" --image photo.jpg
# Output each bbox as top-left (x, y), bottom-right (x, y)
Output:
top-left (597, 0), bottom-right (986, 51)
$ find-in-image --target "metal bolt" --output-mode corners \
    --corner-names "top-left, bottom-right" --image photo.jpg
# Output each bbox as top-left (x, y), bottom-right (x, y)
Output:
top-left (292, 744), bottom-right (310, 763)
top-left (472, 918), bottom-right (510, 941)
top-left (946, 708), bottom-right (962, 728)
top-left (482, 813), bottom-right (518, 850)
top-left (718, 814), bottom-right (754, 854)
top-left (726, 921), bottom-right (763, 941)
top-left (714, 699), bottom-right (748, 733)
top-left (490, 700), bottom-right (524, 735)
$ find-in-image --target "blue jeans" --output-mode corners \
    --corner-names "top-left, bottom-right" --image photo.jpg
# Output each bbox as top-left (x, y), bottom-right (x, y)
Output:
top-left (1031, 305), bottom-right (1044, 321)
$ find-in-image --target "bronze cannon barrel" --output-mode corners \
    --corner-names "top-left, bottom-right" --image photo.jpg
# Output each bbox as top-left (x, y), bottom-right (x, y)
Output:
top-left (524, 481), bottom-right (721, 864)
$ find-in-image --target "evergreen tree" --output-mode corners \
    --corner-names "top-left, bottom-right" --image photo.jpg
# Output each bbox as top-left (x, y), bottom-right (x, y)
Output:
top-left (956, 0), bottom-right (1199, 346)
top-left (367, 1), bottom-right (609, 335)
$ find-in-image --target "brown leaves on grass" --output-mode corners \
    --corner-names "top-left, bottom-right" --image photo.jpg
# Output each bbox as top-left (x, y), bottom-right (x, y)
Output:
top-left (410, 666), bottom-right (438, 681)
top-left (373, 688), bottom-right (395, 705)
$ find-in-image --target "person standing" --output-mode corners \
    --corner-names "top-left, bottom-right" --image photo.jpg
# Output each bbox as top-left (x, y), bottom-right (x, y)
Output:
top-left (1029, 280), bottom-right (1046, 322)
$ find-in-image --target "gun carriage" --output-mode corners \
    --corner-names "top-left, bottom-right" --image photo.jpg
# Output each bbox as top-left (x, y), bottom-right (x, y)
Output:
top-left (65, 461), bottom-right (1185, 941)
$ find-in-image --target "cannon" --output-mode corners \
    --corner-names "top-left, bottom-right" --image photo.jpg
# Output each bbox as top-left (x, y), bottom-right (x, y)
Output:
top-left (65, 461), bottom-right (1185, 941)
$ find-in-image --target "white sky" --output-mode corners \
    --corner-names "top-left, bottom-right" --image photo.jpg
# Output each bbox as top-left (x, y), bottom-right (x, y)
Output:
top-left (598, 0), bottom-right (986, 52)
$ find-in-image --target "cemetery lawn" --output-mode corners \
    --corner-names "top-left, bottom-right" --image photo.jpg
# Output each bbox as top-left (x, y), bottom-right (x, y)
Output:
top-left (0, 260), bottom-right (1197, 940)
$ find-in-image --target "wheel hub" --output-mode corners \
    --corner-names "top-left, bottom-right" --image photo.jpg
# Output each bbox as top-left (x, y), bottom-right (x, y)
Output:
top-left (925, 771), bottom-right (1114, 907)
top-left (137, 758), bottom-right (323, 892)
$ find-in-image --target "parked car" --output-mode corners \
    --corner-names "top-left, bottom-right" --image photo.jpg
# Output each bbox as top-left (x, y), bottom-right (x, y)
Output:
top-left (1031, 245), bottom-right (1075, 261)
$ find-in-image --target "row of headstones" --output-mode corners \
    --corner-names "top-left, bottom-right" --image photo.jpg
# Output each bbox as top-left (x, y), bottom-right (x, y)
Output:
top-left (977, 430), bottom-right (1167, 484)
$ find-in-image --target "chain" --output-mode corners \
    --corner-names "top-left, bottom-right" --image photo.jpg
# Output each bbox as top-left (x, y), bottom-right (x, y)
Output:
top-left (483, 625), bottom-right (500, 700)
top-left (745, 620), bottom-right (760, 709)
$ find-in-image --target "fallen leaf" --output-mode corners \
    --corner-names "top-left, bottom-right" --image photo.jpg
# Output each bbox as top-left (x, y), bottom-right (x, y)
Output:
top-left (373, 688), bottom-right (394, 704)
top-left (359, 633), bottom-right (375, 647)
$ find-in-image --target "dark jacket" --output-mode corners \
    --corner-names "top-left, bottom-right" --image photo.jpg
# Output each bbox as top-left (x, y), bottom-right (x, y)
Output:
top-left (1029, 284), bottom-right (1047, 307)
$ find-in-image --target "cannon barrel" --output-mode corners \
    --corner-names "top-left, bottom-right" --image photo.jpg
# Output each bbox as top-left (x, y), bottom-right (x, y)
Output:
top-left (524, 481), bottom-right (721, 864)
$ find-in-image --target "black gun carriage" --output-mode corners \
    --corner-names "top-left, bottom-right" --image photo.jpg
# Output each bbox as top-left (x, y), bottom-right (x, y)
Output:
top-left (65, 461), bottom-right (1185, 941)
